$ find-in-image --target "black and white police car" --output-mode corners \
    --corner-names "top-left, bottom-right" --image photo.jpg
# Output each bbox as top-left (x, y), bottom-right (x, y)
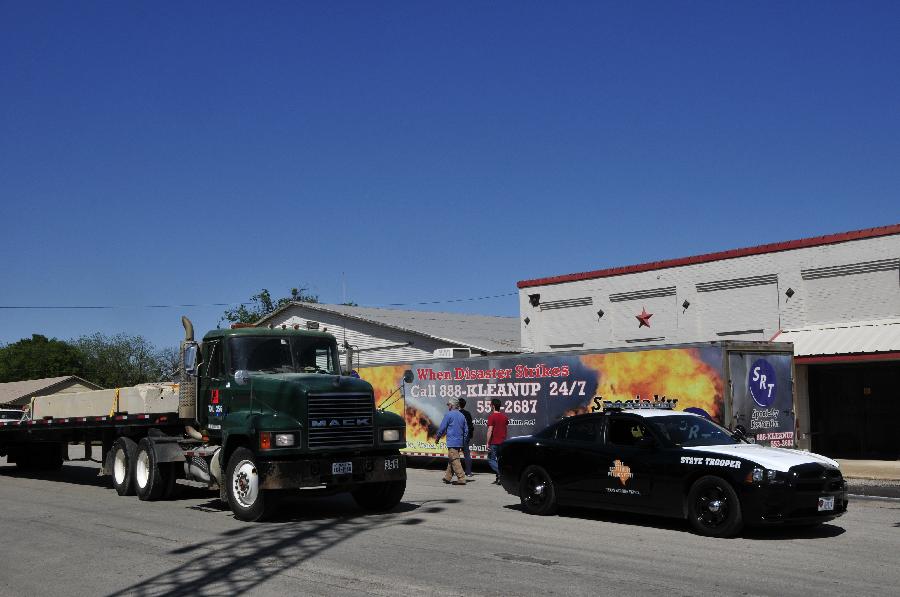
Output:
top-left (497, 403), bottom-right (848, 537)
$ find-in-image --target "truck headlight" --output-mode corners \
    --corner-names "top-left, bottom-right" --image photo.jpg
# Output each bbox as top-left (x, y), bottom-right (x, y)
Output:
top-left (275, 433), bottom-right (295, 447)
top-left (381, 429), bottom-right (402, 442)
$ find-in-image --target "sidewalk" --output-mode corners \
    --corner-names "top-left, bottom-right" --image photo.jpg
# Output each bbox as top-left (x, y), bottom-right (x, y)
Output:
top-left (837, 459), bottom-right (900, 481)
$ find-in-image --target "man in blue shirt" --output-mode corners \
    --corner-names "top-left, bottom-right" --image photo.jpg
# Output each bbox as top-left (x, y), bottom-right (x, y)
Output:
top-left (434, 397), bottom-right (470, 485)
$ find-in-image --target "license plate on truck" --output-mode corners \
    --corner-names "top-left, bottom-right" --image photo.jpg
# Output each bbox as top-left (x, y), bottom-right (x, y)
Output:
top-left (332, 461), bottom-right (352, 475)
top-left (818, 496), bottom-right (835, 511)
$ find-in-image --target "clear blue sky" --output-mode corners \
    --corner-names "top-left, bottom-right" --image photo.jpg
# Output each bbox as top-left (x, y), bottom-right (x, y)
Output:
top-left (2, 2), bottom-right (899, 351)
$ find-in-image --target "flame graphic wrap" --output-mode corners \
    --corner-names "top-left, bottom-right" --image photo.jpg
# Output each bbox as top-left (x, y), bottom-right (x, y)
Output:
top-left (579, 348), bottom-right (724, 421)
top-left (356, 364), bottom-right (437, 453)
top-left (359, 346), bottom-right (727, 457)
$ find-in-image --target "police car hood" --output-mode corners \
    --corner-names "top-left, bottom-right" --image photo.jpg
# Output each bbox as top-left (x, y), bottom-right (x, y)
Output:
top-left (683, 443), bottom-right (840, 472)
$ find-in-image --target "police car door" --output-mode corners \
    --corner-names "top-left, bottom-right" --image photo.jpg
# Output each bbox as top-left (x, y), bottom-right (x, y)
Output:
top-left (599, 415), bottom-right (656, 509)
top-left (549, 417), bottom-right (607, 502)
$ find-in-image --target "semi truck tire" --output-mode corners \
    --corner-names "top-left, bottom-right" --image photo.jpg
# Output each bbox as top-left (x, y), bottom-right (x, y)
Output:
top-left (135, 438), bottom-right (169, 501)
top-left (225, 447), bottom-right (277, 522)
top-left (351, 479), bottom-right (406, 512)
top-left (110, 437), bottom-right (138, 496)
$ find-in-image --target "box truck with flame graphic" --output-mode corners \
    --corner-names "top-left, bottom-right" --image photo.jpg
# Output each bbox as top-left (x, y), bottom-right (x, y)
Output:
top-left (0, 317), bottom-right (407, 521)
top-left (358, 341), bottom-right (796, 459)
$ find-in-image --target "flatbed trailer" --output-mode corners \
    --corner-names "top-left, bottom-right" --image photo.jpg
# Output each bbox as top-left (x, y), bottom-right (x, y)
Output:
top-left (0, 317), bottom-right (409, 520)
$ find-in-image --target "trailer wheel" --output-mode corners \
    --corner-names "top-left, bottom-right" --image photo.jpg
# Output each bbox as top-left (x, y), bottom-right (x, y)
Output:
top-left (110, 437), bottom-right (138, 496)
top-left (135, 438), bottom-right (168, 501)
top-left (351, 480), bottom-right (406, 512)
top-left (226, 448), bottom-right (276, 522)
top-left (687, 475), bottom-right (744, 537)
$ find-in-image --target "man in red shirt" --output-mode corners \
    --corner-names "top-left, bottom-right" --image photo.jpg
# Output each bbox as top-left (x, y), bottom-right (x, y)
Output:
top-left (486, 398), bottom-right (509, 485)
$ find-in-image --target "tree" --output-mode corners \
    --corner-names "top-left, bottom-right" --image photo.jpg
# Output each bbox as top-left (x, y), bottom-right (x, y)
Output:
top-left (71, 333), bottom-right (175, 388)
top-left (221, 286), bottom-right (319, 325)
top-left (0, 334), bottom-right (84, 382)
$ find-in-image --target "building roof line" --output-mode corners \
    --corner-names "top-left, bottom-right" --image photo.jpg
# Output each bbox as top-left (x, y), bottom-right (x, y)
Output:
top-left (517, 223), bottom-right (900, 289)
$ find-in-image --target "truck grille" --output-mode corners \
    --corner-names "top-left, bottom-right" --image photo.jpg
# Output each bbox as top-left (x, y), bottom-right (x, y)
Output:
top-left (307, 393), bottom-right (375, 449)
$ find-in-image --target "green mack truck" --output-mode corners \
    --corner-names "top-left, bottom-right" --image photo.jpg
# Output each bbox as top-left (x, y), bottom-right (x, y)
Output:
top-left (0, 317), bottom-right (407, 521)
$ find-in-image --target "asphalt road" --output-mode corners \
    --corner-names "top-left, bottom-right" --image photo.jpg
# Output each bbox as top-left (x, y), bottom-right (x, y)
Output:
top-left (1, 453), bottom-right (898, 597)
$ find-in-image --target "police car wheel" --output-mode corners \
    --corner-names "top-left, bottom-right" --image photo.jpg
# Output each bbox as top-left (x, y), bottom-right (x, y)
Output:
top-left (687, 475), bottom-right (743, 537)
top-left (519, 465), bottom-right (558, 515)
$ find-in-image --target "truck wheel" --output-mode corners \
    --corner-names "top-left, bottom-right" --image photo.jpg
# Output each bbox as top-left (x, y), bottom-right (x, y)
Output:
top-left (135, 438), bottom-right (169, 501)
top-left (519, 465), bottom-right (558, 515)
top-left (226, 448), bottom-right (276, 522)
top-left (351, 480), bottom-right (406, 512)
top-left (687, 475), bottom-right (744, 537)
top-left (110, 437), bottom-right (138, 496)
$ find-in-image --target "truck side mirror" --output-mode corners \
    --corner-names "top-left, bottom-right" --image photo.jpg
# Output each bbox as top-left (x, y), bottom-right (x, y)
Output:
top-left (183, 344), bottom-right (199, 376)
top-left (403, 370), bottom-right (414, 384)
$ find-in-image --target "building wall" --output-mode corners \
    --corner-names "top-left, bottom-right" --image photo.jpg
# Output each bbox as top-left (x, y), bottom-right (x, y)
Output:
top-left (263, 306), bottom-right (466, 367)
top-left (520, 234), bottom-right (900, 352)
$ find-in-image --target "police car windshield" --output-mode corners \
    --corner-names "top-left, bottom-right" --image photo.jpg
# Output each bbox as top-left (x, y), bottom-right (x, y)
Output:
top-left (645, 415), bottom-right (740, 447)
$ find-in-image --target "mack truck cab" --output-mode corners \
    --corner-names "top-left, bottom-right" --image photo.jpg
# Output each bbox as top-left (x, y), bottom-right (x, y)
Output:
top-left (178, 320), bottom-right (408, 521)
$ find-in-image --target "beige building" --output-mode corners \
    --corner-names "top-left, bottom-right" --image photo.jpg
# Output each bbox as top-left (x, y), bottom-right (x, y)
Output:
top-left (0, 376), bottom-right (103, 408)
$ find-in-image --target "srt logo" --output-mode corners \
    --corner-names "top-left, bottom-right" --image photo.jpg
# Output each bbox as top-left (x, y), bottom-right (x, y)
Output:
top-left (310, 417), bottom-right (371, 428)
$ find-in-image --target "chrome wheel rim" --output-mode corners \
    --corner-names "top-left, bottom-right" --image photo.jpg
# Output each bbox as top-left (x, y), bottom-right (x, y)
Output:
top-left (113, 448), bottom-right (127, 485)
top-left (136, 450), bottom-right (150, 489)
top-left (232, 460), bottom-right (259, 508)
top-left (696, 486), bottom-right (729, 527)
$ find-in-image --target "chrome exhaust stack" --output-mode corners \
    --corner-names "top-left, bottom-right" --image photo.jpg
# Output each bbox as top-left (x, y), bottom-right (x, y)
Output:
top-left (178, 316), bottom-right (199, 421)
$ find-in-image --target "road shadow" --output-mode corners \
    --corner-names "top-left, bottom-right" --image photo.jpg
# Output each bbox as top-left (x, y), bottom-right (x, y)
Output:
top-left (0, 462), bottom-right (110, 488)
top-left (503, 503), bottom-right (846, 539)
top-left (107, 496), bottom-right (459, 597)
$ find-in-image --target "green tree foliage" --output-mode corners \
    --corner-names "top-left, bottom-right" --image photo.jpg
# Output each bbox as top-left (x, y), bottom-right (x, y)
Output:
top-left (221, 287), bottom-right (319, 325)
top-left (0, 334), bottom-right (84, 382)
top-left (71, 333), bottom-right (175, 388)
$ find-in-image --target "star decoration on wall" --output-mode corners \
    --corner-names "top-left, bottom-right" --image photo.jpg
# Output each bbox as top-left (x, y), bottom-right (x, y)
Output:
top-left (636, 307), bottom-right (653, 328)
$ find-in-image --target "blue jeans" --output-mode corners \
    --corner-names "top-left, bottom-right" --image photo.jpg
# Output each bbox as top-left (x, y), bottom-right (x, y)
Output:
top-left (462, 440), bottom-right (472, 475)
top-left (488, 445), bottom-right (500, 474)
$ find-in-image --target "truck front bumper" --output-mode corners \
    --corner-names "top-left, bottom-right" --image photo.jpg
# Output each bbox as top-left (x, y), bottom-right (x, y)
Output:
top-left (258, 454), bottom-right (406, 490)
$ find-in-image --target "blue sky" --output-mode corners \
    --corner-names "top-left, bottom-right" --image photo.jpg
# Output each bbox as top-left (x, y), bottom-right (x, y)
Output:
top-left (2, 2), bottom-right (898, 350)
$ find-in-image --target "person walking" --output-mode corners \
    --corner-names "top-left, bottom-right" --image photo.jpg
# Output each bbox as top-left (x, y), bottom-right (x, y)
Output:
top-left (486, 398), bottom-right (509, 484)
top-left (434, 397), bottom-right (469, 485)
top-left (458, 398), bottom-right (475, 479)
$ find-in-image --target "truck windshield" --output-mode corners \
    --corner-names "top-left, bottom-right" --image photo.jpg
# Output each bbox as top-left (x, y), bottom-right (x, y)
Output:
top-left (228, 336), bottom-right (339, 375)
top-left (645, 415), bottom-right (740, 447)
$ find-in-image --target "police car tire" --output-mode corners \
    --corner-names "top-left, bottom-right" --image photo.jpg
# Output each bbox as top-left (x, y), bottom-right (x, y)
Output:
top-left (519, 465), bottom-right (558, 516)
top-left (351, 480), bottom-right (406, 512)
top-left (687, 475), bottom-right (743, 538)
top-left (110, 437), bottom-right (138, 496)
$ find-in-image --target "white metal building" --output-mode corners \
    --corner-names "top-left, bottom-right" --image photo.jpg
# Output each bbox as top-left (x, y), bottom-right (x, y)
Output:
top-left (256, 302), bottom-right (521, 368)
top-left (517, 224), bottom-right (900, 458)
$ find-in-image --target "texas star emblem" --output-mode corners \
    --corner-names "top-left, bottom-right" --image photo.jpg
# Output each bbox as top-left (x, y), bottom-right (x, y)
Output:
top-left (608, 459), bottom-right (633, 486)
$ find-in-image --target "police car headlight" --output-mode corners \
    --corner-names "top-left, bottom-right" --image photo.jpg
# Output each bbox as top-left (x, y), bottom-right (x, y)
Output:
top-left (752, 467), bottom-right (764, 483)
top-left (382, 429), bottom-right (402, 442)
top-left (274, 433), bottom-right (295, 447)
top-left (766, 469), bottom-right (786, 484)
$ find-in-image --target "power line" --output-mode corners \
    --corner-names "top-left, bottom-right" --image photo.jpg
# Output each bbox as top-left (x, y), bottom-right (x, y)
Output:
top-left (0, 290), bottom-right (519, 311)
top-left (0, 302), bottom-right (242, 310)
top-left (382, 291), bottom-right (517, 307)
